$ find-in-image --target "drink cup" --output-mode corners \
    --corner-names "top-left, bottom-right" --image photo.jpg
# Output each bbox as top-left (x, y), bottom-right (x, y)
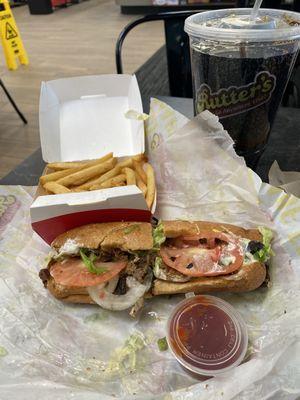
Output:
top-left (184, 9), bottom-right (300, 168)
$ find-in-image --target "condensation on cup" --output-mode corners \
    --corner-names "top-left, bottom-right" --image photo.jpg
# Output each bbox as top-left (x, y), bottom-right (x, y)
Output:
top-left (184, 9), bottom-right (300, 168)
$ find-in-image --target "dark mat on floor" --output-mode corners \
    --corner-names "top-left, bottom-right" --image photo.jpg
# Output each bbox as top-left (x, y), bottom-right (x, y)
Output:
top-left (135, 46), bottom-right (170, 113)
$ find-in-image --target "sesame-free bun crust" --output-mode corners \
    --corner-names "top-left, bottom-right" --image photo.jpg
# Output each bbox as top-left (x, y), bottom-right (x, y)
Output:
top-left (47, 278), bottom-right (94, 304)
top-left (52, 222), bottom-right (153, 252)
top-left (162, 220), bottom-right (262, 241)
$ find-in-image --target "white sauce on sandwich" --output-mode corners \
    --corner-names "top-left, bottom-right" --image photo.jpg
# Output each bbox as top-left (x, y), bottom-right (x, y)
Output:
top-left (238, 238), bottom-right (256, 265)
top-left (219, 255), bottom-right (236, 266)
top-left (56, 239), bottom-right (80, 257)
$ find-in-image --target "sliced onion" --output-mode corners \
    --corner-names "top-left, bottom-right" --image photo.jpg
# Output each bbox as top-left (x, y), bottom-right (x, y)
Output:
top-left (106, 275), bottom-right (119, 293)
top-left (87, 272), bottom-right (152, 311)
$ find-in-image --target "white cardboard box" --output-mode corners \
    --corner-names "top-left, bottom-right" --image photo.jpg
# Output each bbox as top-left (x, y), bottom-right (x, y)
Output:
top-left (39, 74), bottom-right (144, 162)
top-left (30, 74), bottom-right (151, 244)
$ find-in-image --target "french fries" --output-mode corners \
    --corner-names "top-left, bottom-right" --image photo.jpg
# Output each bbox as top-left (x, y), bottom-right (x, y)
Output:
top-left (145, 163), bottom-right (155, 209)
top-left (133, 153), bottom-right (147, 162)
top-left (133, 160), bottom-right (147, 184)
top-left (123, 167), bottom-right (136, 186)
top-left (44, 182), bottom-right (71, 194)
top-left (117, 159), bottom-right (133, 169)
top-left (57, 158), bottom-right (116, 187)
top-left (47, 153), bottom-right (113, 171)
top-left (40, 152), bottom-right (156, 210)
top-left (63, 159), bottom-right (134, 191)
top-left (72, 176), bottom-right (106, 192)
top-left (47, 161), bottom-right (88, 170)
top-left (99, 174), bottom-right (126, 189)
top-left (88, 165), bottom-right (122, 190)
top-left (136, 175), bottom-right (147, 196)
top-left (39, 166), bottom-right (83, 185)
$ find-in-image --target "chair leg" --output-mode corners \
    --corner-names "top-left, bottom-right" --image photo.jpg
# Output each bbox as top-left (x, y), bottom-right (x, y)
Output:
top-left (0, 79), bottom-right (28, 124)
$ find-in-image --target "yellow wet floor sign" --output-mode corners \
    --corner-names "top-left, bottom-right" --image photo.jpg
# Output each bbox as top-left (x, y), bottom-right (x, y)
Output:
top-left (0, 0), bottom-right (28, 70)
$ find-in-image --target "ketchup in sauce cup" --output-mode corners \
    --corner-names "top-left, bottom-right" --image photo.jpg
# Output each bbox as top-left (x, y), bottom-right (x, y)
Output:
top-left (167, 295), bottom-right (248, 376)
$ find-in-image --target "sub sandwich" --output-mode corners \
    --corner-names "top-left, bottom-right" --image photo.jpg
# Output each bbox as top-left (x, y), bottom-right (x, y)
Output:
top-left (152, 220), bottom-right (272, 295)
top-left (39, 220), bottom-right (272, 312)
top-left (39, 222), bottom-right (155, 314)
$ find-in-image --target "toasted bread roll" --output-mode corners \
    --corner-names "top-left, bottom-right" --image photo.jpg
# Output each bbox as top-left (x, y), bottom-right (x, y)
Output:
top-left (153, 262), bottom-right (266, 295)
top-left (162, 220), bottom-right (262, 242)
top-left (47, 278), bottom-right (94, 304)
top-left (52, 222), bottom-right (153, 251)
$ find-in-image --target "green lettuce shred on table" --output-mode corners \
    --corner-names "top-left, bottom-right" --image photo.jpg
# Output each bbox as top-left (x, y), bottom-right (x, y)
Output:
top-left (157, 337), bottom-right (168, 352)
top-left (106, 332), bottom-right (148, 374)
top-left (0, 346), bottom-right (7, 357)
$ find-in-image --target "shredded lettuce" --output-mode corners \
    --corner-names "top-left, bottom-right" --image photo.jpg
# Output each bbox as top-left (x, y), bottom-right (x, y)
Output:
top-left (152, 221), bottom-right (166, 250)
top-left (0, 346), bottom-right (7, 357)
top-left (157, 337), bottom-right (168, 352)
top-left (254, 227), bottom-right (274, 262)
top-left (153, 256), bottom-right (163, 276)
top-left (154, 256), bottom-right (162, 269)
top-left (106, 332), bottom-right (147, 374)
top-left (80, 249), bottom-right (107, 275)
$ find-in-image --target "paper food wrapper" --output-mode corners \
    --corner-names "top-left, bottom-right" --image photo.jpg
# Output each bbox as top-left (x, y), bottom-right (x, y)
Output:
top-left (269, 160), bottom-right (300, 198)
top-left (0, 98), bottom-right (299, 400)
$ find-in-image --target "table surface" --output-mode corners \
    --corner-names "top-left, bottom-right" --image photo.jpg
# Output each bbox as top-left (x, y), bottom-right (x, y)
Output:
top-left (0, 96), bottom-right (299, 185)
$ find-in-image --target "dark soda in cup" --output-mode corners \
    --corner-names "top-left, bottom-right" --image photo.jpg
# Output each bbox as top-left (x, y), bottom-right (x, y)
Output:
top-left (185, 9), bottom-right (300, 168)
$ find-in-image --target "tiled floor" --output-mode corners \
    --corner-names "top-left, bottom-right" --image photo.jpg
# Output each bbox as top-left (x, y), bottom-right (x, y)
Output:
top-left (0, 0), bottom-right (164, 178)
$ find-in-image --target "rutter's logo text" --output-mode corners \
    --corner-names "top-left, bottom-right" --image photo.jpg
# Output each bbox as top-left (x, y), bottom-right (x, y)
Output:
top-left (196, 71), bottom-right (276, 118)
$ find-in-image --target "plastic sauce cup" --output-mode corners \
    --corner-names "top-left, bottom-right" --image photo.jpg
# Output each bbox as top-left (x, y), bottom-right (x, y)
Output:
top-left (167, 295), bottom-right (248, 376)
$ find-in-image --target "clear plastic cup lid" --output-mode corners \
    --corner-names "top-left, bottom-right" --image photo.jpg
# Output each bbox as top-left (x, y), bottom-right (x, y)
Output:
top-left (167, 295), bottom-right (248, 376)
top-left (184, 8), bottom-right (300, 42)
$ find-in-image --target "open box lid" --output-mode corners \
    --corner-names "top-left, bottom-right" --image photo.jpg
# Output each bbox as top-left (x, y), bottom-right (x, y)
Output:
top-left (39, 74), bottom-right (144, 162)
top-left (31, 186), bottom-right (152, 244)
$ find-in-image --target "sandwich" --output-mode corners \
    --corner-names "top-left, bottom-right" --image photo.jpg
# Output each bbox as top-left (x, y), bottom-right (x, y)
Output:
top-left (152, 220), bottom-right (272, 296)
top-left (39, 222), bottom-right (154, 313)
top-left (39, 220), bottom-right (273, 312)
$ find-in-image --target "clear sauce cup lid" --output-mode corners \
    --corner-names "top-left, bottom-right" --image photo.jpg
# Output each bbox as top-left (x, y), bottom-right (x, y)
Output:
top-left (184, 8), bottom-right (300, 42)
top-left (167, 295), bottom-right (248, 376)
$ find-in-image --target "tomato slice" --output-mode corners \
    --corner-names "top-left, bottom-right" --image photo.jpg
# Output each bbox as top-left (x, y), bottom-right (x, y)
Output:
top-left (160, 232), bottom-right (243, 277)
top-left (50, 258), bottom-right (127, 287)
